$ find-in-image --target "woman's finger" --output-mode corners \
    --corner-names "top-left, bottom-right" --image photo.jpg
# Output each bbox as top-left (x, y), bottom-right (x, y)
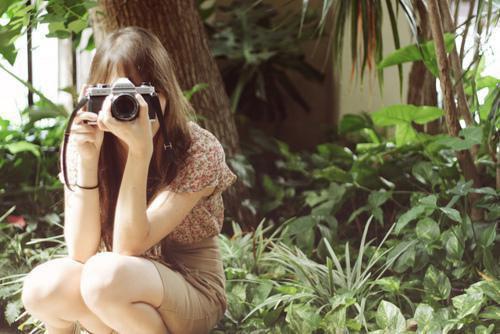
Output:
top-left (74, 109), bottom-right (96, 125)
top-left (96, 116), bottom-right (109, 132)
top-left (135, 93), bottom-right (148, 121)
top-left (97, 95), bottom-right (117, 130)
top-left (78, 111), bottom-right (98, 121)
top-left (71, 123), bottom-right (97, 134)
top-left (77, 111), bottom-right (99, 125)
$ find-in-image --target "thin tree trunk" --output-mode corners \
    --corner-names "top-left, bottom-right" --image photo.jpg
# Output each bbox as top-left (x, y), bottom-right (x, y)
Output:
top-left (438, 0), bottom-right (474, 127)
top-left (427, 0), bottom-right (483, 221)
top-left (89, 0), bottom-right (256, 230)
top-left (438, 0), bottom-right (481, 171)
top-left (26, 0), bottom-right (33, 107)
top-left (408, 0), bottom-right (439, 134)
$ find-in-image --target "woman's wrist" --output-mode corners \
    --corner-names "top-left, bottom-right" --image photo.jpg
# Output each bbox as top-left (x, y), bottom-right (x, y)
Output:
top-left (127, 149), bottom-right (153, 164)
top-left (78, 156), bottom-right (99, 187)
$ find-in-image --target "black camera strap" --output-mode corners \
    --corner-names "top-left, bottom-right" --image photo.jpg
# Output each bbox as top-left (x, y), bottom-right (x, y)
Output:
top-left (154, 97), bottom-right (175, 162)
top-left (61, 96), bottom-right (174, 192)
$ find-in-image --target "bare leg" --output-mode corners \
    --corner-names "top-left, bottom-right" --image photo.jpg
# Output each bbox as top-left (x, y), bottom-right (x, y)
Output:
top-left (80, 253), bottom-right (169, 334)
top-left (82, 301), bottom-right (168, 334)
top-left (21, 257), bottom-right (116, 334)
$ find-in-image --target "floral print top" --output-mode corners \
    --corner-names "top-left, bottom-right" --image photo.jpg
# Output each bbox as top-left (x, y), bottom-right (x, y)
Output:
top-left (160, 120), bottom-right (238, 244)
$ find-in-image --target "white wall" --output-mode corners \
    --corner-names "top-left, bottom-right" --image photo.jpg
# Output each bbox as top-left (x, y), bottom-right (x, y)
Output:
top-left (0, 23), bottom-right (60, 126)
top-left (336, 5), bottom-right (413, 120)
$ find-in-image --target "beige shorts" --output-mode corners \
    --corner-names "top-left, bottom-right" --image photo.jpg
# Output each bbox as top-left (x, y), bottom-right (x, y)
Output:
top-left (143, 236), bottom-right (227, 334)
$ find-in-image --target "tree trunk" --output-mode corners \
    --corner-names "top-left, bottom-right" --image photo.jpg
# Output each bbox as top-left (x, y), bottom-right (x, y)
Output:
top-left (427, 0), bottom-right (483, 221)
top-left (407, 0), bottom-right (439, 134)
top-left (89, 0), bottom-right (257, 231)
top-left (438, 0), bottom-right (474, 127)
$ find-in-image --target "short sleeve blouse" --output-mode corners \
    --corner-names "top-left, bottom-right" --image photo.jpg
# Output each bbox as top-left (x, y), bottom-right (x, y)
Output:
top-left (161, 121), bottom-right (238, 245)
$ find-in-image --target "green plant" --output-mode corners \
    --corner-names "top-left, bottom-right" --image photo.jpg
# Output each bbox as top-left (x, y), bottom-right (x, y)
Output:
top-left (0, 0), bottom-right (97, 65)
top-left (252, 216), bottom-right (414, 332)
top-left (0, 206), bottom-right (68, 333)
top-left (0, 115), bottom-right (65, 216)
top-left (206, 0), bottom-right (324, 121)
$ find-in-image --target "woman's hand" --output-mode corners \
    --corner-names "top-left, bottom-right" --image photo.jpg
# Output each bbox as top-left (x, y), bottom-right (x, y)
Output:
top-left (71, 84), bottom-right (104, 162)
top-left (96, 93), bottom-right (153, 158)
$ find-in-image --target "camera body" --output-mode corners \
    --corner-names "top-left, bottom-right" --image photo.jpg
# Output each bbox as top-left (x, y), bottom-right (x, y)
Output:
top-left (86, 77), bottom-right (161, 121)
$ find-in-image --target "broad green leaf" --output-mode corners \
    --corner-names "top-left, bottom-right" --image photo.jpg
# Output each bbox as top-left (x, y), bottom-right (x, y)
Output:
top-left (393, 242), bottom-right (416, 273)
top-left (313, 165), bottom-right (352, 183)
top-left (445, 234), bottom-right (464, 260)
top-left (395, 123), bottom-right (417, 146)
top-left (394, 205), bottom-right (426, 234)
top-left (251, 280), bottom-right (273, 305)
top-left (373, 277), bottom-right (400, 293)
top-left (339, 114), bottom-right (371, 134)
top-left (478, 279), bottom-right (500, 305)
top-left (5, 300), bottom-right (21, 325)
top-left (464, 76), bottom-right (500, 95)
top-left (419, 194), bottom-right (438, 207)
top-left (368, 190), bottom-right (392, 208)
top-left (478, 223), bottom-right (497, 249)
top-left (3, 141), bottom-right (40, 158)
top-left (285, 216), bottom-right (317, 236)
top-left (414, 304), bottom-right (442, 334)
top-left (452, 285), bottom-right (484, 319)
top-left (424, 265), bottom-right (451, 301)
top-left (479, 305), bottom-right (500, 321)
top-left (377, 33), bottom-right (455, 70)
top-left (375, 300), bottom-right (406, 331)
top-left (0, 26), bottom-right (20, 64)
top-left (372, 104), bottom-right (443, 126)
top-left (434, 126), bottom-right (483, 151)
top-left (68, 19), bottom-right (88, 34)
top-left (439, 207), bottom-right (461, 223)
top-left (416, 217), bottom-right (440, 243)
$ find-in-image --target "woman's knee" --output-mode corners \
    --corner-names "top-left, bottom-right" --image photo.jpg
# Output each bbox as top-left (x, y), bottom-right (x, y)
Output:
top-left (21, 257), bottom-right (83, 313)
top-left (80, 252), bottom-right (126, 308)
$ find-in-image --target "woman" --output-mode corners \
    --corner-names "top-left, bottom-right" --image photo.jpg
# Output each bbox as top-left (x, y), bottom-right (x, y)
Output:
top-left (21, 26), bottom-right (237, 334)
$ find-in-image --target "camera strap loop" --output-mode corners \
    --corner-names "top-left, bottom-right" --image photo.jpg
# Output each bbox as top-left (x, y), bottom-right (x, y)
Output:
top-left (150, 92), bottom-right (175, 163)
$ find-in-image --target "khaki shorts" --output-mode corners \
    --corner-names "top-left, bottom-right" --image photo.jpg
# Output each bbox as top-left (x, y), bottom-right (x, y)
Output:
top-left (143, 236), bottom-right (227, 334)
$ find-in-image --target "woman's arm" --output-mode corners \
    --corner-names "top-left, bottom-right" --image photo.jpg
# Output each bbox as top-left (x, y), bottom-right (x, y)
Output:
top-left (63, 157), bottom-right (102, 263)
top-left (62, 84), bottom-right (104, 263)
top-left (112, 150), bottom-right (215, 256)
top-left (112, 151), bottom-right (150, 255)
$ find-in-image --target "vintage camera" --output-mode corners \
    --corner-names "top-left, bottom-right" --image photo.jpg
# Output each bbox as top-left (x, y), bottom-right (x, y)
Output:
top-left (86, 77), bottom-right (161, 121)
top-left (60, 77), bottom-right (174, 192)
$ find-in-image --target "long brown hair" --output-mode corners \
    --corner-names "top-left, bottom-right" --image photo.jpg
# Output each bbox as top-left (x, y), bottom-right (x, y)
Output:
top-left (85, 26), bottom-right (195, 251)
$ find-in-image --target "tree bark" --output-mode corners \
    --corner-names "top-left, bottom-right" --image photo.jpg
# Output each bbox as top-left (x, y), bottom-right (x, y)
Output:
top-left (408, 0), bottom-right (439, 134)
top-left (437, 0), bottom-right (474, 127)
top-left (427, 0), bottom-right (483, 221)
top-left (89, 0), bottom-right (257, 231)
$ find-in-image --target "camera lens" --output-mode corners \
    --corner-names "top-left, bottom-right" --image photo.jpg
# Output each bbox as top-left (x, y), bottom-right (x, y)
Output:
top-left (111, 94), bottom-right (139, 121)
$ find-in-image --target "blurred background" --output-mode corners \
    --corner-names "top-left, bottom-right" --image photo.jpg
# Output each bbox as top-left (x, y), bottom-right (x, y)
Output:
top-left (0, 0), bottom-right (499, 333)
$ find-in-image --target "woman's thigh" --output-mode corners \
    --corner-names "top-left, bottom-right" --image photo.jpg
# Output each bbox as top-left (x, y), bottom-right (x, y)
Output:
top-left (80, 252), bottom-right (221, 333)
top-left (80, 252), bottom-right (164, 310)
